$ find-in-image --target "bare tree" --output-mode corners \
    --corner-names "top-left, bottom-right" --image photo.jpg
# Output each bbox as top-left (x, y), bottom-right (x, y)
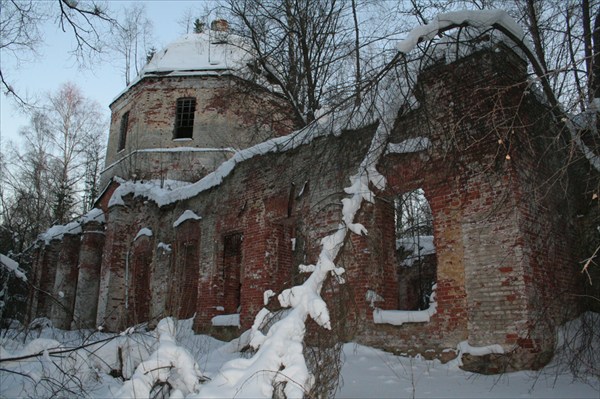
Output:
top-left (45, 83), bottom-right (107, 224)
top-left (226, 0), bottom-right (356, 124)
top-left (0, 0), bottom-right (113, 105)
top-left (177, 5), bottom-right (198, 35)
top-left (109, 3), bottom-right (154, 85)
top-left (0, 0), bottom-right (45, 104)
top-left (177, 4), bottom-right (220, 36)
top-left (224, 0), bottom-right (416, 126)
top-left (0, 112), bottom-right (55, 253)
top-left (1, 82), bottom-right (106, 256)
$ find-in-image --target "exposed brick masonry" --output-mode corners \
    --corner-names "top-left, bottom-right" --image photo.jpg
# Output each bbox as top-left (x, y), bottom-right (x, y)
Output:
top-left (28, 46), bottom-right (586, 372)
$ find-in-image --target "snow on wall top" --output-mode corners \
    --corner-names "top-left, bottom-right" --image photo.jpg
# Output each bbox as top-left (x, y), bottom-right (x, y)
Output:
top-left (134, 228), bottom-right (153, 242)
top-left (80, 208), bottom-right (105, 224)
top-left (39, 222), bottom-right (82, 244)
top-left (173, 210), bottom-right (202, 228)
top-left (107, 120), bottom-right (341, 209)
top-left (38, 208), bottom-right (107, 245)
top-left (396, 10), bottom-right (526, 54)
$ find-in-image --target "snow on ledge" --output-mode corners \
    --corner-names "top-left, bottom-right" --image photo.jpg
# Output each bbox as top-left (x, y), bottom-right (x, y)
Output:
top-left (81, 208), bottom-right (106, 224)
top-left (107, 179), bottom-right (192, 208)
top-left (173, 210), bottom-right (202, 228)
top-left (0, 253), bottom-right (27, 282)
top-left (211, 313), bottom-right (240, 327)
top-left (39, 222), bottom-right (82, 244)
top-left (396, 10), bottom-right (526, 54)
top-left (457, 340), bottom-right (504, 356)
top-left (157, 242), bottom-right (172, 253)
top-left (134, 228), bottom-right (153, 242)
top-left (386, 137), bottom-right (431, 154)
top-left (374, 288), bottom-right (437, 326)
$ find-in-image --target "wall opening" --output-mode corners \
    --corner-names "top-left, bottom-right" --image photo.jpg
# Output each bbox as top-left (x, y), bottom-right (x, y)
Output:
top-left (222, 232), bottom-right (243, 314)
top-left (174, 97), bottom-right (196, 139)
top-left (395, 188), bottom-right (437, 310)
top-left (118, 111), bottom-right (129, 152)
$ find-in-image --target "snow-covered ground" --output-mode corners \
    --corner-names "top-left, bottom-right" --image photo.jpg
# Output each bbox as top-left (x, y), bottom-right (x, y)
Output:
top-left (1, 314), bottom-right (598, 398)
top-left (337, 343), bottom-right (598, 398)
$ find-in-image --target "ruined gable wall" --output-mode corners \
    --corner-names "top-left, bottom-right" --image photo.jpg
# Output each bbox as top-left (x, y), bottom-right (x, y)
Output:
top-left (352, 48), bottom-right (530, 357)
top-left (353, 46), bottom-right (582, 371)
top-left (172, 125), bottom-right (376, 331)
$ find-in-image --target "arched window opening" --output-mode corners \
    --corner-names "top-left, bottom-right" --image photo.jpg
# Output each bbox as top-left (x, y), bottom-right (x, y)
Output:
top-left (395, 189), bottom-right (437, 311)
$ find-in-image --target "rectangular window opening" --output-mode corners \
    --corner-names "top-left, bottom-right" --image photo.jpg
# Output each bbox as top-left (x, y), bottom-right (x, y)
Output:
top-left (118, 111), bottom-right (129, 152)
top-left (222, 232), bottom-right (243, 314)
top-left (174, 97), bottom-right (196, 139)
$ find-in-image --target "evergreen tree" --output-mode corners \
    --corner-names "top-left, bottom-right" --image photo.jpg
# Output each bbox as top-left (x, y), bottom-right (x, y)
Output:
top-left (193, 18), bottom-right (205, 33)
top-left (146, 46), bottom-right (157, 63)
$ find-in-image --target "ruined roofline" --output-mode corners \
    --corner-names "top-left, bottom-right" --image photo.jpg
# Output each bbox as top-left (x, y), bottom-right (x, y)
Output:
top-left (107, 11), bottom-right (539, 210)
top-left (107, 42), bottom-right (532, 210)
top-left (106, 120), bottom-right (365, 209)
top-left (36, 208), bottom-right (106, 246)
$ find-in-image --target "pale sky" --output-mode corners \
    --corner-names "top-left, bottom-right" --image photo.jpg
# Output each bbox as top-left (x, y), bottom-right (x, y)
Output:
top-left (0, 0), bottom-right (221, 151)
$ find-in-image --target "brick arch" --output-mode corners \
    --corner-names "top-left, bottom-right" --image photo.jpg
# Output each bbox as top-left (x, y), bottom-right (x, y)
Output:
top-left (373, 150), bottom-right (469, 341)
top-left (392, 188), bottom-right (437, 311)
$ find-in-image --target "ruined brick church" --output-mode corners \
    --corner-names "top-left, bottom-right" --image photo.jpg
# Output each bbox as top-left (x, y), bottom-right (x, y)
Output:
top-left (27, 22), bottom-right (586, 371)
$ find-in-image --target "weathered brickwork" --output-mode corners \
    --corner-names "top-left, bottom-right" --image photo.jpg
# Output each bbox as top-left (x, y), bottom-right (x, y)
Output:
top-left (72, 221), bottom-right (105, 329)
top-left (49, 234), bottom-right (81, 330)
top-left (102, 75), bottom-right (300, 185)
top-left (28, 46), bottom-right (586, 372)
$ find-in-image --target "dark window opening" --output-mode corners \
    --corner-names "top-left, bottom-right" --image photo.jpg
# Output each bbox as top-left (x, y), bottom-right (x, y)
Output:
top-left (223, 233), bottom-right (243, 313)
top-left (118, 111), bottom-right (129, 152)
top-left (174, 97), bottom-right (196, 139)
top-left (395, 189), bottom-right (437, 310)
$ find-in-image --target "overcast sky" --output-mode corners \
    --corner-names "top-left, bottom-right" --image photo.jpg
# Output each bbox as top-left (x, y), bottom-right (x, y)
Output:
top-left (0, 1), bottom-right (221, 152)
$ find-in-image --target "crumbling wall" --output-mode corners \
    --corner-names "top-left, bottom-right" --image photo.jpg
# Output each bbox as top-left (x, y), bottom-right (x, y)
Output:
top-left (28, 46), bottom-right (584, 372)
top-left (357, 46), bottom-right (582, 371)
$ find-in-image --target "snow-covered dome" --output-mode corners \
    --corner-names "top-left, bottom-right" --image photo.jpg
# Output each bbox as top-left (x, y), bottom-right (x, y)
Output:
top-left (111, 29), bottom-right (255, 104)
top-left (141, 31), bottom-right (251, 77)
